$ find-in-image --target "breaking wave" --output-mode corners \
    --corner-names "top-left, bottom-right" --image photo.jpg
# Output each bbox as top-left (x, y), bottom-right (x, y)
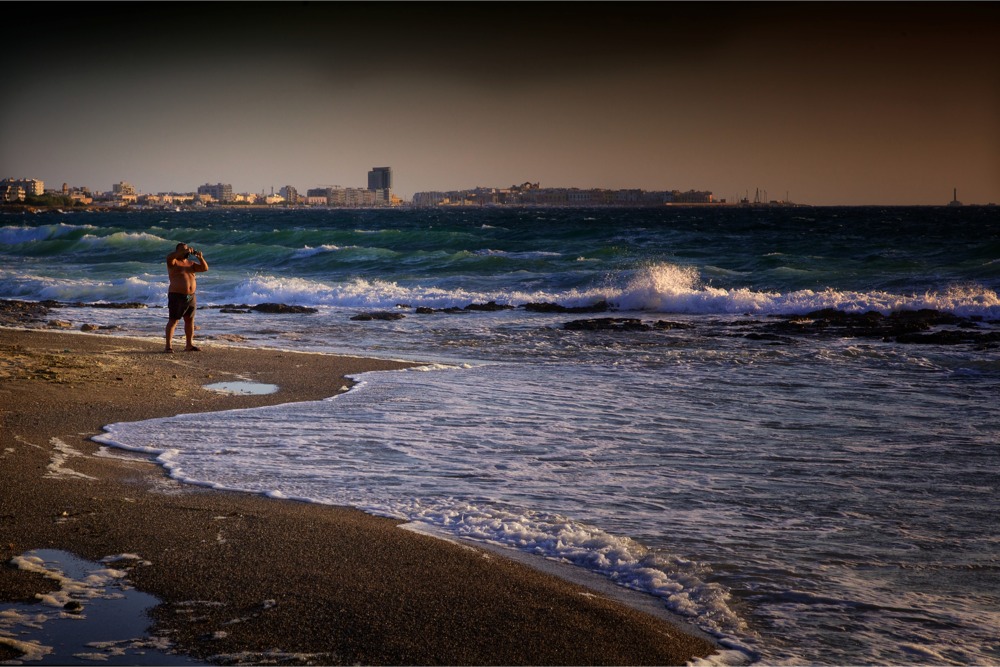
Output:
top-left (612, 263), bottom-right (1000, 318)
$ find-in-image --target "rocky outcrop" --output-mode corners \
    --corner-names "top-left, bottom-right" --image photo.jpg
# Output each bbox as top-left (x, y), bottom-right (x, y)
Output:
top-left (525, 301), bottom-right (610, 314)
top-left (464, 301), bottom-right (515, 312)
top-left (413, 301), bottom-right (514, 315)
top-left (250, 303), bottom-right (319, 314)
top-left (0, 299), bottom-right (51, 326)
top-left (88, 302), bottom-right (147, 309)
top-left (351, 312), bottom-right (406, 321)
top-left (895, 329), bottom-right (1000, 345)
top-left (1, 299), bottom-right (149, 328)
top-left (564, 317), bottom-right (696, 332)
top-left (560, 308), bottom-right (998, 349)
top-left (761, 308), bottom-right (997, 345)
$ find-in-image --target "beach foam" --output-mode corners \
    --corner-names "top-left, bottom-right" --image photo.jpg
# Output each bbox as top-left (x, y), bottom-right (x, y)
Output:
top-left (0, 550), bottom-right (199, 665)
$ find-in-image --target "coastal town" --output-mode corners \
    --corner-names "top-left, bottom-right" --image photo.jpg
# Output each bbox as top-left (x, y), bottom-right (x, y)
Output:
top-left (1, 168), bottom-right (732, 210)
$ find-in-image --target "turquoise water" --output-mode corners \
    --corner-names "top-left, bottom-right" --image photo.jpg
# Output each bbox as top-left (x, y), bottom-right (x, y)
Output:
top-left (5, 206), bottom-right (1000, 664)
top-left (2, 206), bottom-right (998, 313)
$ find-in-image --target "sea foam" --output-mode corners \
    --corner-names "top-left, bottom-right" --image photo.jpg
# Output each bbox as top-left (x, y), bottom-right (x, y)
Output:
top-left (612, 263), bottom-right (1000, 318)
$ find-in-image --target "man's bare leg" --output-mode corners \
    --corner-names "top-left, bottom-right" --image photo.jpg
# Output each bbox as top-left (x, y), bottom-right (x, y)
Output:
top-left (165, 318), bottom-right (179, 352)
top-left (184, 315), bottom-right (200, 351)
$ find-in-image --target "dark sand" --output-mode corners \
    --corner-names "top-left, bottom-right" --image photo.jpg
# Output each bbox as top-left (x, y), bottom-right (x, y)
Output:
top-left (0, 328), bottom-right (717, 665)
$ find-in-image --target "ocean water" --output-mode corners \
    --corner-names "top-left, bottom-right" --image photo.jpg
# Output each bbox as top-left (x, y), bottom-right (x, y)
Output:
top-left (3, 206), bottom-right (999, 664)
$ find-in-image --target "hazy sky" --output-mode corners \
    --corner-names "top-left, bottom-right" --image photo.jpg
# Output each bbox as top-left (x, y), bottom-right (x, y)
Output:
top-left (2, 2), bottom-right (998, 205)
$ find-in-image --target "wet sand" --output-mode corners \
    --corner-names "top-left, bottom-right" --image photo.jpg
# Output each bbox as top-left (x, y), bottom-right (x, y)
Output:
top-left (0, 328), bottom-right (717, 665)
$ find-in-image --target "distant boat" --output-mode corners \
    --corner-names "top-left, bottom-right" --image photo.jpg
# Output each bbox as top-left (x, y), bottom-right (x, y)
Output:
top-left (948, 188), bottom-right (963, 207)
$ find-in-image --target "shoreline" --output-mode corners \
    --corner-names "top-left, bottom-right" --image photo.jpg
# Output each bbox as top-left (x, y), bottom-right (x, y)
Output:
top-left (0, 328), bottom-right (718, 665)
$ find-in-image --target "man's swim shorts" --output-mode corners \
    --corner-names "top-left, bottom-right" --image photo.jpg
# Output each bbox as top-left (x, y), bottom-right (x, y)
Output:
top-left (168, 292), bottom-right (196, 320)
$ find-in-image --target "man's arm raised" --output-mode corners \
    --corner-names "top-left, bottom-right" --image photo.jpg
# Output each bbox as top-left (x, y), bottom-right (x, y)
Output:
top-left (193, 251), bottom-right (209, 272)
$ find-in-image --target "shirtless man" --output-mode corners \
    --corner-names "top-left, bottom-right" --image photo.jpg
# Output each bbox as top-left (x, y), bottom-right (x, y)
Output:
top-left (165, 242), bottom-right (209, 352)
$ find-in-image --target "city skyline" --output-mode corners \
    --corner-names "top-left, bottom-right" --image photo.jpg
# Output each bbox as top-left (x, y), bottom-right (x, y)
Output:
top-left (2, 3), bottom-right (998, 206)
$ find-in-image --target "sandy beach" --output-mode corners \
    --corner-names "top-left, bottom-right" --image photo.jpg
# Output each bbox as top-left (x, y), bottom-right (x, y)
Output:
top-left (0, 327), bottom-right (717, 665)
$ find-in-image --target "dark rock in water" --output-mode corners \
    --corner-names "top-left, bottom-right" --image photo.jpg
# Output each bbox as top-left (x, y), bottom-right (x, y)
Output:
top-left (525, 300), bottom-right (610, 314)
top-left (351, 311), bottom-right (406, 321)
top-left (464, 301), bottom-right (515, 312)
top-left (798, 309), bottom-right (886, 332)
top-left (414, 306), bottom-right (468, 315)
top-left (35, 300), bottom-right (146, 310)
top-left (760, 308), bottom-right (997, 347)
top-left (564, 318), bottom-right (651, 332)
top-left (0, 299), bottom-right (52, 325)
top-left (563, 317), bottom-right (694, 332)
top-left (90, 302), bottom-right (147, 309)
top-left (896, 330), bottom-right (1000, 346)
top-left (743, 332), bottom-right (796, 344)
top-left (220, 308), bottom-right (251, 314)
top-left (889, 309), bottom-right (964, 326)
top-left (251, 303), bottom-right (318, 314)
top-left (653, 320), bottom-right (694, 330)
top-left (769, 308), bottom-right (953, 337)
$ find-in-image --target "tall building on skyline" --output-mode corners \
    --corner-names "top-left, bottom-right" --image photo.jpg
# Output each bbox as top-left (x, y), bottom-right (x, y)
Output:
top-left (367, 167), bottom-right (392, 191)
top-left (367, 166), bottom-right (392, 205)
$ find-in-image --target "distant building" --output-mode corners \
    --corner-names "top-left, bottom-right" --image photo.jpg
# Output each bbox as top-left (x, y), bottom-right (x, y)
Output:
top-left (411, 183), bottom-right (715, 207)
top-left (104, 181), bottom-right (139, 204)
top-left (113, 181), bottom-right (137, 196)
top-left (670, 189), bottom-right (713, 204)
top-left (368, 166), bottom-right (392, 191)
top-left (69, 190), bottom-right (93, 205)
top-left (306, 185), bottom-right (378, 207)
top-left (411, 191), bottom-right (446, 207)
top-left (280, 185), bottom-right (299, 204)
top-left (307, 186), bottom-right (337, 205)
top-left (1, 184), bottom-right (25, 202)
top-left (197, 182), bottom-right (234, 203)
top-left (346, 188), bottom-right (377, 207)
top-left (2, 177), bottom-right (44, 197)
top-left (368, 167), bottom-right (393, 204)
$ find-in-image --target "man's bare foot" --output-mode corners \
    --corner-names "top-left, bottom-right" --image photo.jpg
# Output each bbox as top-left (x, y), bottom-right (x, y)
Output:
top-left (185, 345), bottom-right (201, 352)
top-left (164, 347), bottom-right (174, 353)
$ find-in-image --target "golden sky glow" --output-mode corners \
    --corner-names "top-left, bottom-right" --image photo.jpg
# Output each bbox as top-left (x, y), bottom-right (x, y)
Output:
top-left (2, 2), bottom-right (998, 205)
